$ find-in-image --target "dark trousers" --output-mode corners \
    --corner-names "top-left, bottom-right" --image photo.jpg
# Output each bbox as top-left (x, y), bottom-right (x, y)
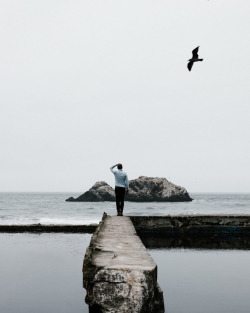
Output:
top-left (115, 186), bottom-right (125, 212)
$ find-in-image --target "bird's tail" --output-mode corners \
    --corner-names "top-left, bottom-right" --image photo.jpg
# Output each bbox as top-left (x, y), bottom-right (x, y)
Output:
top-left (200, 59), bottom-right (203, 61)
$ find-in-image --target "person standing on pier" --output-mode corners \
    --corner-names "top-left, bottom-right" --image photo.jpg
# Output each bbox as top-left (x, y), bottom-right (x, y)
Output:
top-left (110, 164), bottom-right (129, 216)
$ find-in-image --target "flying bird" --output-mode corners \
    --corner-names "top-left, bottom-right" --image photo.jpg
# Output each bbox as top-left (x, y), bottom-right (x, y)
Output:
top-left (187, 46), bottom-right (203, 71)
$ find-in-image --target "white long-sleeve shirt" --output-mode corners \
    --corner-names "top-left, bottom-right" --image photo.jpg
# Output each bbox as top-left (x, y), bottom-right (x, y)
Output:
top-left (110, 165), bottom-right (129, 190)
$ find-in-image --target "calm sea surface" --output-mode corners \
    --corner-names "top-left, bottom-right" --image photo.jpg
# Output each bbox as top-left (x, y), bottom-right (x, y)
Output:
top-left (0, 192), bottom-right (250, 225)
top-left (0, 193), bottom-right (250, 313)
top-left (0, 233), bottom-right (250, 313)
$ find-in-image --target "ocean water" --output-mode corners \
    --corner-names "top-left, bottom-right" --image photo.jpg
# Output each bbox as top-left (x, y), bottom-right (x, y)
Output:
top-left (1, 233), bottom-right (250, 313)
top-left (0, 233), bottom-right (90, 313)
top-left (0, 192), bottom-right (250, 225)
top-left (150, 248), bottom-right (250, 313)
top-left (1, 193), bottom-right (250, 313)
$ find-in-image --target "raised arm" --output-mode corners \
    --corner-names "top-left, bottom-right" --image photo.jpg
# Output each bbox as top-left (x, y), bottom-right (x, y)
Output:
top-left (110, 164), bottom-right (117, 174)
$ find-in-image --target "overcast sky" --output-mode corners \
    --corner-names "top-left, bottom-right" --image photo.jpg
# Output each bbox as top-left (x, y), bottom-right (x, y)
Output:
top-left (0, 0), bottom-right (249, 192)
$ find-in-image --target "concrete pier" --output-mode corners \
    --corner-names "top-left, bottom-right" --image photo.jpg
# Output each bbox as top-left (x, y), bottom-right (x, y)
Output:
top-left (2, 215), bottom-right (250, 236)
top-left (130, 215), bottom-right (250, 235)
top-left (83, 214), bottom-right (165, 313)
top-left (0, 224), bottom-right (97, 233)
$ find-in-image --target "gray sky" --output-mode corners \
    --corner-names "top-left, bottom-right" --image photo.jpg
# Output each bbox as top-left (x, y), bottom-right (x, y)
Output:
top-left (0, 0), bottom-right (249, 192)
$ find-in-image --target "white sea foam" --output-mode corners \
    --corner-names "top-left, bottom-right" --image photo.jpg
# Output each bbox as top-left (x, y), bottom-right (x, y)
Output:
top-left (38, 217), bottom-right (100, 225)
top-left (0, 192), bottom-right (250, 225)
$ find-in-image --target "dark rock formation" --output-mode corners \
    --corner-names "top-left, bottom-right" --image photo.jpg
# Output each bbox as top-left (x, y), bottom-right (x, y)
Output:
top-left (66, 176), bottom-right (192, 202)
top-left (127, 176), bottom-right (192, 202)
top-left (67, 181), bottom-right (114, 202)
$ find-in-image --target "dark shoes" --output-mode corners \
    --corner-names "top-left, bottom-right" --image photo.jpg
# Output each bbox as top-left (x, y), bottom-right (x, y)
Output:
top-left (117, 211), bottom-right (123, 216)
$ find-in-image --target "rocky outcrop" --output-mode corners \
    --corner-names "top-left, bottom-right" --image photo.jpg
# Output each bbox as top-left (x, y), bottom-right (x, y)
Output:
top-left (66, 182), bottom-right (114, 202)
top-left (127, 176), bottom-right (192, 201)
top-left (83, 214), bottom-right (165, 313)
top-left (66, 176), bottom-right (192, 202)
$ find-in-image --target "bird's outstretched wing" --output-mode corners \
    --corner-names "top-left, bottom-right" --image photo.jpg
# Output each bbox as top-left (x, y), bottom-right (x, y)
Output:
top-left (192, 46), bottom-right (199, 58)
top-left (187, 61), bottom-right (193, 71)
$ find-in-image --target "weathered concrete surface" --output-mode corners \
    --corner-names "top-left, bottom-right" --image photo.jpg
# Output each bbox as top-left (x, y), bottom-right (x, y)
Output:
top-left (130, 215), bottom-right (250, 236)
top-left (83, 214), bottom-right (165, 313)
top-left (140, 234), bottom-right (250, 250)
top-left (0, 224), bottom-right (97, 233)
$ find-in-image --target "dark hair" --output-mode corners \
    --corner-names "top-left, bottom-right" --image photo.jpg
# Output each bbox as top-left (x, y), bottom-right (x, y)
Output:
top-left (117, 163), bottom-right (123, 169)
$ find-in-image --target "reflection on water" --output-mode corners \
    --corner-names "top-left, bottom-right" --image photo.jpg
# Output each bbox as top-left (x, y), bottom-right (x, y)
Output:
top-left (149, 248), bottom-right (250, 313)
top-left (1, 233), bottom-right (250, 313)
top-left (141, 234), bottom-right (250, 250)
top-left (0, 233), bottom-right (91, 313)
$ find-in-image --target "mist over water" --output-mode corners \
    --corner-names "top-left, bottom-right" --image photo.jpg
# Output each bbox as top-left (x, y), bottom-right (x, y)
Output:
top-left (0, 192), bottom-right (250, 225)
